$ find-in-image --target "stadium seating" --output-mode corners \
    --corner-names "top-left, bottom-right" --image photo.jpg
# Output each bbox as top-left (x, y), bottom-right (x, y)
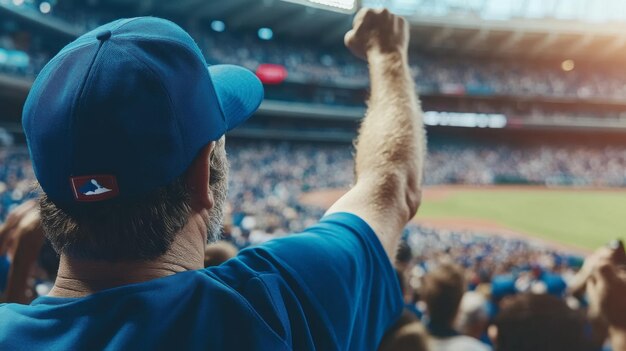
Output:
top-left (4, 8), bottom-right (626, 104)
top-left (2, 2), bottom-right (626, 350)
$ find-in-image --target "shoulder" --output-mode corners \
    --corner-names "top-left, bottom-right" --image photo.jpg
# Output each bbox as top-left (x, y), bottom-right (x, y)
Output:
top-left (288, 212), bottom-right (380, 249)
top-left (243, 212), bottom-right (382, 263)
top-left (307, 212), bottom-right (376, 236)
top-left (246, 212), bottom-right (389, 279)
top-left (209, 212), bottom-right (403, 350)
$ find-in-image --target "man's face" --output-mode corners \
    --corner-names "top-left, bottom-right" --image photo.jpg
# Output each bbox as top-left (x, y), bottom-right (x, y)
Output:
top-left (206, 138), bottom-right (229, 243)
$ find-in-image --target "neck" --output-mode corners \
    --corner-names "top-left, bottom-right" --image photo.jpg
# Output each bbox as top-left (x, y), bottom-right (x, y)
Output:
top-left (49, 214), bottom-right (207, 298)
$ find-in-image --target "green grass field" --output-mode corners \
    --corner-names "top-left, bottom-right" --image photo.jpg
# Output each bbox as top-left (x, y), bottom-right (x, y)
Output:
top-left (419, 187), bottom-right (626, 250)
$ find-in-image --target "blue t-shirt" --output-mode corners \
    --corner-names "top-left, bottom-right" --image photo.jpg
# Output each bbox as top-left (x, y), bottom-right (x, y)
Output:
top-left (0, 213), bottom-right (402, 350)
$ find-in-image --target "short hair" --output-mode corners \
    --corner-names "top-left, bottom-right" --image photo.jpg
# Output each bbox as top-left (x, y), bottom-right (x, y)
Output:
top-left (396, 241), bottom-right (412, 265)
top-left (378, 310), bottom-right (430, 351)
top-left (38, 139), bottom-right (228, 261)
top-left (455, 291), bottom-right (489, 334)
top-left (494, 294), bottom-right (585, 351)
top-left (421, 263), bottom-right (465, 328)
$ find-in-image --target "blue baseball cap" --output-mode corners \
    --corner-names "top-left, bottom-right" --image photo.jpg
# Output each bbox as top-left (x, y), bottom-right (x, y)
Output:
top-left (23, 17), bottom-right (263, 204)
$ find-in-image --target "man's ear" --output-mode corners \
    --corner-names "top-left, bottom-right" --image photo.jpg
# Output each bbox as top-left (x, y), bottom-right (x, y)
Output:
top-left (186, 142), bottom-right (216, 211)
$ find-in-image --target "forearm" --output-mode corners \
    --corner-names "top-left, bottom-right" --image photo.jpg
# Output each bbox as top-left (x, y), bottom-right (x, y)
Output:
top-left (327, 8), bottom-right (424, 259)
top-left (355, 50), bottom-right (424, 217)
top-left (4, 241), bottom-right (40, 304)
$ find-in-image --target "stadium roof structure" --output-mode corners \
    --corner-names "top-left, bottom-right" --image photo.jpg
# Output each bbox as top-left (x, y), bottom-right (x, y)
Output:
top-left (100, 0), bottom-right (353, 45)
top-left (369, 0), bottom-right (626, 23)
top-left (394, 0), bottom-right (626, 60)
top-left (91, 0), bottom-right (626, 61)
top-left (4, 0), bottom-right (626, 61)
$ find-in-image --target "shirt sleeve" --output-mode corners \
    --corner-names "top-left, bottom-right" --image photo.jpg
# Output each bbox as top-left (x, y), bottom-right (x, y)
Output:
top-left (215, 212), bottom-right (403, 350)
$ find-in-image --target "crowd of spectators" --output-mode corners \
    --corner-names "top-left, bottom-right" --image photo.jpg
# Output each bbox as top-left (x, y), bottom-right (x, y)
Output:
top-left (0, 31), bottom-right (47, 78)
top-left (2, 138), bottom-right (626, 349)
top-left (3, 4), bottom-right (626, 350)
top-left (198, 30), bottom-right (626, 102)
top-left (226, 141), bottom-right (352, 238)
top-left (403, 224), bottom-right (579, 297)
top-left (427, 144), bottom-right (626, 187)
top-left (0, 147), bottom-right (35, 221)
top-left (4, 5), bottom-right (626, 103)
top-left (198, 29), bottom-right (626, 102)
top-left (2, 140), bottom-right (626, 233)
top-left (3, 5), bottom-right (626, 351)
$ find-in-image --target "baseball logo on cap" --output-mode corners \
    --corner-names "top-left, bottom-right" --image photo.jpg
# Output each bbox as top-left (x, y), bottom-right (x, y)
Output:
top-left (70, 175), bottom-right (120, 202)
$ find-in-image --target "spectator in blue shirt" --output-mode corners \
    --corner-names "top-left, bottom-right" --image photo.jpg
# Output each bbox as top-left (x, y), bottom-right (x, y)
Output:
top-left (0, 8), bottom-right (425, 351)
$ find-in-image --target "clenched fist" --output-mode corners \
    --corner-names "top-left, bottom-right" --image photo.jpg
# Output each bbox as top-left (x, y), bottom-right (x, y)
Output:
top-left (344, 8), bottom-right (409, 60)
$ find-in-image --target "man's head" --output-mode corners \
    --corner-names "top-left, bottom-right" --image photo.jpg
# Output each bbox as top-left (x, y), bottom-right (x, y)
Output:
top-left (378, 310), bottom-right (430, 351)
top-left (22, 18), bottom-right (263, 261)
top-left (455, 291), bottom-right (489, 340)
top-left (38, 137), bottom-right (229, 260)
top-left (491, 293), bottom-right (585, 351)
top-left (420, 263), bottom-right (465, 329)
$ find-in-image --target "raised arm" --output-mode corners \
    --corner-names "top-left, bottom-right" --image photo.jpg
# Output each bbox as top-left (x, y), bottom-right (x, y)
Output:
top-left (0, 201), bottom-right (45, 304)
top-left (326, 8), bottom-right (425, 259)
top-left (585, 242), bottom-right (626, 351)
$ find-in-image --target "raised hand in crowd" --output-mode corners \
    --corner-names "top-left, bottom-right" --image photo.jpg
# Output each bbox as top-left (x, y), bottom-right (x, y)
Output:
top-left (0, 200), bottom-right (45, 304)
top-left (585, 241), bottom-right (626, 351)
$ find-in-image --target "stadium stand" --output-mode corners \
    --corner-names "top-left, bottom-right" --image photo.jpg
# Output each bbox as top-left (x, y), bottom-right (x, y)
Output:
top-left (2, 140), bottom-right (626, 228)
top-left (2, 1), bottom-right (626, 350)
top-left (7, 22), bottom-right (626, 103)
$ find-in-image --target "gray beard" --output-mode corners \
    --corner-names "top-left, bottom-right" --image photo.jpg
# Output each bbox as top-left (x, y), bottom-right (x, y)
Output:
top-left (206, 138), bottom-right (229, 244)
top-left (206, 195), bottom-right (225, 243)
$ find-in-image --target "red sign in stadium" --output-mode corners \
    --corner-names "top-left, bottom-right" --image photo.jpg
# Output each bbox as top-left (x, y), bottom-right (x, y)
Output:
top-left (256, 64), bottom-right (288, 85)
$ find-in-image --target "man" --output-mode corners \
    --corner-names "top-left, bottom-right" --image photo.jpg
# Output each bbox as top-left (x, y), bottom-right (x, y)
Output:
top-left (421, 263), bottom-right (491, 351)
top-left (455, 291), bottom-right (490, 342)
top-left (489, 293), bottom-right (585, 351)
top-left (378, 310), bottom-right (430, 351)
top-left (575, 240), bottom-right (626, 351)
top-left (0, 8), bottom-right (425, 351)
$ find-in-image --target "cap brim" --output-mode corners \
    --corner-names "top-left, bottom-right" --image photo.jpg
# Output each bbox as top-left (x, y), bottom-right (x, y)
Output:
top-left (209, 64), bottom-right (264, 131)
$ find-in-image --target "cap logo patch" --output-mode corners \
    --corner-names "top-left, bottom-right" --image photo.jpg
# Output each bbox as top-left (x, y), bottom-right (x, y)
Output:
top-left (70, 175), bottom-right (119, 202)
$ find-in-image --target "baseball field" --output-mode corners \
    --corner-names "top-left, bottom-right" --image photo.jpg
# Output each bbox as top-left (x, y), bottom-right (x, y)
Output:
top-left (301, 185), bottom-right (626, 253)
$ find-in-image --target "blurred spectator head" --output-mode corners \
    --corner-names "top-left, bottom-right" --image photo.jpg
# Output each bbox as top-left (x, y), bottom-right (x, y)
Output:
top-left (396, 241), bottom-right (413, 269)
top-left (204, 241), bottom-right (238, 267)
top-left (455, 291), bottom-right (489, 340)
top-left (491, 293), bottom-right (585, 351)
top-left (421, 263), bottom-right (465, 328)
top-left (378, 310), bottom-right (430, 351)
